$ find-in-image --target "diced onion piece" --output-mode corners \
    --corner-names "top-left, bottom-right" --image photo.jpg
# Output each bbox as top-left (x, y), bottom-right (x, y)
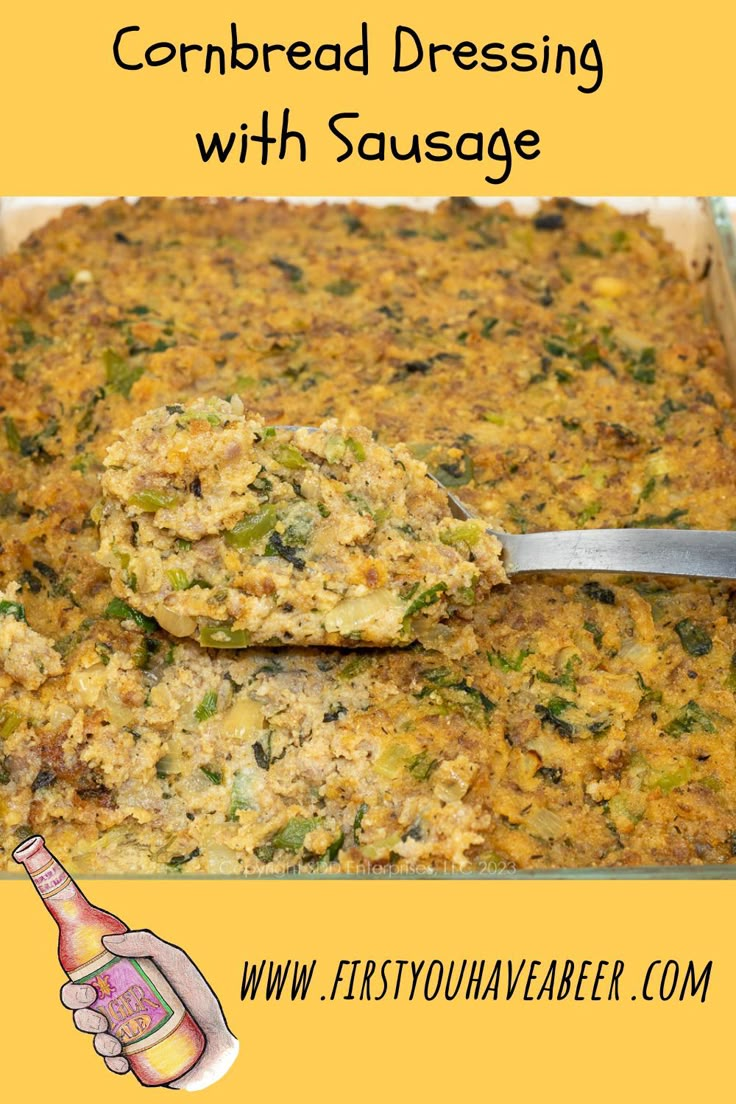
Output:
top-left (374, 742), bottom-right (411, 779)
top-left (525, 806), bottom-right (566, 840)
top-left (154, 605), bottom-right (197, 637)
top-left (324, 589), bottom-right (404, 637)
top-left (221, 697), bottom-right (265, 739)
top-left (156, 740), bottom-right (184, 776)
top-left (361, 831), bottom-right (403, 862)
top-left (206, 843), bottom-right (241, 875)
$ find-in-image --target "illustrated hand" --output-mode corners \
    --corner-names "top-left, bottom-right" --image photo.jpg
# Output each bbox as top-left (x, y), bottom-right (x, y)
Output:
top-left (60, 929), bottom-right (239, 1091)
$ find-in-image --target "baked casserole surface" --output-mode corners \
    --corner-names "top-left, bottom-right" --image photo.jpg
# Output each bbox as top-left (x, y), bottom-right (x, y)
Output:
top-left (2, 196), bottom-right (736, 873)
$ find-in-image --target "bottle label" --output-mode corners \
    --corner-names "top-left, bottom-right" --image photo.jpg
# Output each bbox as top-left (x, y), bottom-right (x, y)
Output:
top-left (29, 858), bottom-right (72, 899)
top-left (70, 952), bottom-right (186, 1056)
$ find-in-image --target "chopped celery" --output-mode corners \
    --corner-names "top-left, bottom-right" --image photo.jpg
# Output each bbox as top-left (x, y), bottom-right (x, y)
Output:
top-left (227, 769), bottom-right (258, 819)
top-left (224, 505), bottom-right (277, 548)
top-left (127, 489), bottom-right (181, 511)
top-left (375, 742), bottom-right (412, 779)
top-left (607, 794), bottom-right (644, 825)
top-left (361, 831), bottom-right (403, 862)
top-left (179, 409), bottom-right (221, 426)
top-left (346, 437), bottom-right (366, 461)
top-left (648, 763), bottom-right (693, 794)
top-left (440, 520), bottom-right (483, 548)
top-left (577, 501), bottom-right (602, 525)
top-left (272, 816), bottom-right (320, 852)
top-left (273, 443), bottom-right (308, 469)
top-left (0, 708), bottom-right (22, 740)
top-left (325, 435), bottom-right (347, 464)
top-left (199, 624), bottom-right (251, 649)
top-left (194, 690), bottom-right (218, 723)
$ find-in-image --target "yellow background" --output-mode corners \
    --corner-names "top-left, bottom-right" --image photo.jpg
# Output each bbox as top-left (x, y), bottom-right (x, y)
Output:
top-left (2, 878), bottom-right (735, 1102)
top-left (3, 1), bottom-right (736, 1100)
top-left (1, 0), bottom-right (735, 193)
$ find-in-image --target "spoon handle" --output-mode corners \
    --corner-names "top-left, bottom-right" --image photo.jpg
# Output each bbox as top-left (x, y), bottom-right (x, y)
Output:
top-left (493, 528), bottom-right (736, 580)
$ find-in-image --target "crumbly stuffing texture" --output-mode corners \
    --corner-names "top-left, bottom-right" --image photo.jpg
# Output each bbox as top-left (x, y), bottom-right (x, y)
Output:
top-left (0, 585), bottom-right (62, 691)
top-left (2, 196), bottom-right (736, 873)
top-left (97, 400), bottom-right (506, 649)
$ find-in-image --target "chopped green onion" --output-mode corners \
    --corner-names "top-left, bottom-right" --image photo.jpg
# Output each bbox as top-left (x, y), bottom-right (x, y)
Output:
top-left (166, 568), bottom-right (191, 591)
top-left (194, 690), bottom-right (218, 723)
top-left (339, 655), bottom-right (372, 680)
top-left (103, 597), bottom-right (157, 632)
top-left (4, 417), bottom-right (21, 453)
top-left (200, 764), bottom-right (223, 785)
top-left (487, 648), bottom-right (531, 672)
top-left (407, 750), bottom-right (440, 781)
top-left (404, 582), bottom-right (447, 621)
top-left (665, 700), bottom-right (715, 737)
top-left (0, 600), bottom-right (26, 622)
top-left (325, 278), bottom-right (358, 296)
top-left (103, 348), bottom-right (144, 398)
top-left (353, 802), bottom-right (368, 842)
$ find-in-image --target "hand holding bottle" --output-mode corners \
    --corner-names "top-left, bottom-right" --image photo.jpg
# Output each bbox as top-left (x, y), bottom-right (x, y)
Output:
top-left (60, 929), bottom-right (239, 1090)
top-left (14, 836), bottom-right (238, 1091)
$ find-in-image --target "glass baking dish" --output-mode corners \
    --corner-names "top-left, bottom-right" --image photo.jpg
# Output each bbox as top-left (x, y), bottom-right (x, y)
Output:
top-left (1, 196), bottom-right (736, 881)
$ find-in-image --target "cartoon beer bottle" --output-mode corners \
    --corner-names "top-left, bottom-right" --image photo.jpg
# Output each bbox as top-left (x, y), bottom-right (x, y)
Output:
top-left (13, 835), bottom-right (206, 1087)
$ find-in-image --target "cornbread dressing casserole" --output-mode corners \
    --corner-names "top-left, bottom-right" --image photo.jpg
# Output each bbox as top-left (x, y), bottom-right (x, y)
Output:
top-left (97, 400), bottom-right (506, 649)
top-left (2, 196), bottom-right (736, 873)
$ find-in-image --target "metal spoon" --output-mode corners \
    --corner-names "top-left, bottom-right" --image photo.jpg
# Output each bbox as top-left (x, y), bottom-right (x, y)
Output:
top-left (441, 484), bottom-right (736, 580)
top-left (281, 427), bottom-right (736, 581)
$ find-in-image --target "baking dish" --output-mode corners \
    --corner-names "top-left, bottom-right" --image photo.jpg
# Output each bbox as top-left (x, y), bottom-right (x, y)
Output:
top-left (2, 196), bottom-right (736, 880)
